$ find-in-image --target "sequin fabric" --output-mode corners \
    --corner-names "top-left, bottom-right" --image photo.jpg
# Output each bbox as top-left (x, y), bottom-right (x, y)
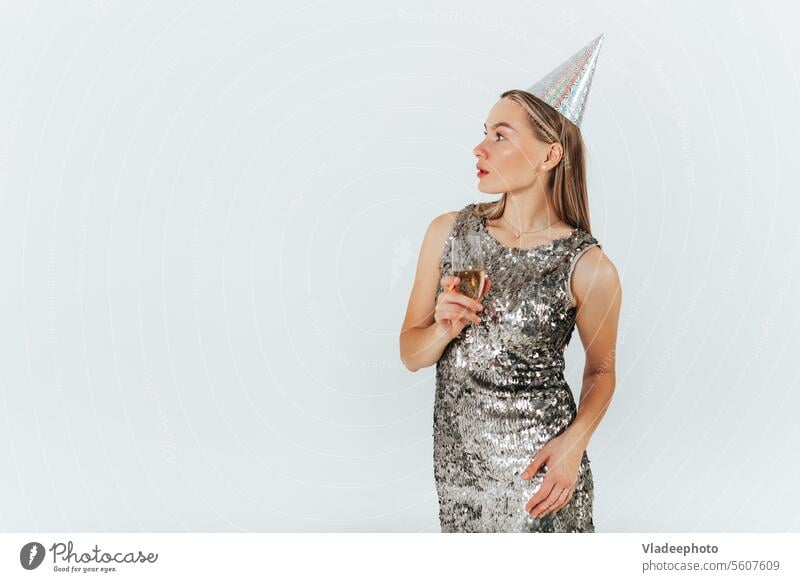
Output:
top-left (433, 203), bottom-right (601, 533)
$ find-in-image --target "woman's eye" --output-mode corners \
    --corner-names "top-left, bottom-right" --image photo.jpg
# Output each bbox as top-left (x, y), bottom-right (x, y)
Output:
top-left (482, 131), bottom-right (505, 142)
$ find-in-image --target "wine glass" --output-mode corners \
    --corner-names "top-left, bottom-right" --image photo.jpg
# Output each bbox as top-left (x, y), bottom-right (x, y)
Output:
top-left (451, 235), bottom-right (486, 333)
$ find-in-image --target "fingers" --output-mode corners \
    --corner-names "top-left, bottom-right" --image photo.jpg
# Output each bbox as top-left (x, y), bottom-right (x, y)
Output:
top-left (440, 274), bottom-right (459, 293)
top-left (435, 306), bottom-right (479, 327)
top-left (520, 450), bottom-right (545, 480)
top-left (528, 486), bottom-right (562, 519)
top-left (437, 292), bottom-right (482, 323)
top-left (443, 289), bottom-right (484, 312)
top-left (550, 488), bottom-right (574, 515)
top-left (527, 485), bottom-right (573, 519)
top-left (525, 479), bottom-right (556, 516)
top-left (437, 275), bottom-right (489, 327)
top-left (443, 306), bottom-right (480, 325)
top-left (543, 487), bottom-right (572, 517)
top-left (435, 309), bottom-right (479, 328)
top-left (440, 275), bottom-right (484, 304)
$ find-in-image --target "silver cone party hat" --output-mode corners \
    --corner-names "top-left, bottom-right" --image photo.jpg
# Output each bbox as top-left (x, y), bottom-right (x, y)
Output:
top-left (526, 34), bottom-right (605, 128)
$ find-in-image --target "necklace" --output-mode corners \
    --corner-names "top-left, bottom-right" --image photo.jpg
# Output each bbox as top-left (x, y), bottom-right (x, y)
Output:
top-left (500, 215), bottom-right (560, 240)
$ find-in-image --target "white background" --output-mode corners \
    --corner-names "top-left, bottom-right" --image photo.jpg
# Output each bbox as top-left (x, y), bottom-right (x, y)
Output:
top-left (0, 0), bottom-right (798, 532)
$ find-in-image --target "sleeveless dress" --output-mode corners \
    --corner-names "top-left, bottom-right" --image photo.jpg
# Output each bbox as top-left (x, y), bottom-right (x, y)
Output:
top-left (433, 202), bottom-right (601, 533)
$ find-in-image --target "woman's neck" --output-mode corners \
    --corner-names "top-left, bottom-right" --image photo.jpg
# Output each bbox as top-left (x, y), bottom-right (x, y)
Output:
top-left (500, 191), bottom-right (562, 232)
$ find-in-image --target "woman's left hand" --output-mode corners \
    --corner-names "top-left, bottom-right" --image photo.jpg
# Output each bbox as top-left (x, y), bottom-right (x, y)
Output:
top-left (520, 432), bottom-right (586, 519)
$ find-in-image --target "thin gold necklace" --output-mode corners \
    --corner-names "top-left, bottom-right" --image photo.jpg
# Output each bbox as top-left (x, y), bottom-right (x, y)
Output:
top-left (500, 215), bottom-right (560, 240)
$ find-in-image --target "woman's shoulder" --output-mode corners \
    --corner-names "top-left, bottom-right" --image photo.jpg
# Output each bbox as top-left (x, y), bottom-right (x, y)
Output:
top-left (428, 209), bottom-right (459, 235)
top-left (572, 225), bottom-right (602, 250)
top-left (570, 230), bottom-right (620, 294)
top-left (424, 207), bottom-right (464, 257)
top-left (429, 202), bottom-right (480, 232)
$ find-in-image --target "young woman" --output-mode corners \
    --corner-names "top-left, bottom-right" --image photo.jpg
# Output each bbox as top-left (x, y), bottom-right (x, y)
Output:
top-left (399, 38), bottom-right (621, 532)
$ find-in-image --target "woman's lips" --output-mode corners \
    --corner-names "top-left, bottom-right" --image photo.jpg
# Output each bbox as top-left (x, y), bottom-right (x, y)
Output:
top-left (477, 169), bottom-right (489, 177)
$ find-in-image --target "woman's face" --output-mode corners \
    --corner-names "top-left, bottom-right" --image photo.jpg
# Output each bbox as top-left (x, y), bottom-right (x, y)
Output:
top-left (473, 98), bottom-right (558, 193)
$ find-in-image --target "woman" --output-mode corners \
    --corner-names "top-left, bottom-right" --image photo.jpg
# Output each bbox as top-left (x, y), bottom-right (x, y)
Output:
top-left (399, 37), bottom-right (621, 532)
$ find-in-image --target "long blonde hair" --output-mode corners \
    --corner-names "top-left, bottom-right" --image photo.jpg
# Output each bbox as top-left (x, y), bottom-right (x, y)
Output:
top-left (474, 89), bottom-right (593, 235)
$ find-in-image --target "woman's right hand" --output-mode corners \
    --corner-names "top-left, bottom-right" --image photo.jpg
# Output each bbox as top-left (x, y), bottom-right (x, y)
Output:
top-left (435, 275), bottom-right (491, 339)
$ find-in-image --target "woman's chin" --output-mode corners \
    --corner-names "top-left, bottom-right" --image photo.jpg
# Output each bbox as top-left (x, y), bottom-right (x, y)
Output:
top-left (476, 181), bottom-right (501, 195)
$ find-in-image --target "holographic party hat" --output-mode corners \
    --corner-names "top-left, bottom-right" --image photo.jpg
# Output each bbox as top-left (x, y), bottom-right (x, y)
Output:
top-left (526, 34), bottom-right (605, 128)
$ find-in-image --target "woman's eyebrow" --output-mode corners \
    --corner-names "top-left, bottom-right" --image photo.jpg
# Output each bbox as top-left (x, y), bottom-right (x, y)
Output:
top-left (483, 121), bottom-right (516, 131)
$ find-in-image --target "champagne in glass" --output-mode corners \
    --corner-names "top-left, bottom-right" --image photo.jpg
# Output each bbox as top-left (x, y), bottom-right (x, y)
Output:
top-left (452, 235), bottom-right (486, 301)
top-left (453, 266), bottom-right (485, 300)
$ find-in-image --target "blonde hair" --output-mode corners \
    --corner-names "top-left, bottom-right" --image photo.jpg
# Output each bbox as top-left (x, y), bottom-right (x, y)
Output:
top-left (474, 89), bottom-right (593, 235)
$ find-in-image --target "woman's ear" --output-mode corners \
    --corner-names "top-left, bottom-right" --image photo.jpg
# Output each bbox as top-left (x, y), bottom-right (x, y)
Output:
top-left (548, 142), bottom-right (564, 166)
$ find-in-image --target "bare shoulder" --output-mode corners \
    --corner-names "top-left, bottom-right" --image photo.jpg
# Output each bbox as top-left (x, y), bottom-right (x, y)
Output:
top-left (422, 210), bottom-right (459, 258)
top-left (429, 209), bottom-right (458, 236)
top-left (399, 209), bottom-right (460, 334)
top-left (572, 245), bottom-right (622, 308)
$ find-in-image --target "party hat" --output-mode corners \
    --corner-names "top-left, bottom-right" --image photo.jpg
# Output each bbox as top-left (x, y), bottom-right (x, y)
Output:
top-left (526, 34), bottom-right (605, 128)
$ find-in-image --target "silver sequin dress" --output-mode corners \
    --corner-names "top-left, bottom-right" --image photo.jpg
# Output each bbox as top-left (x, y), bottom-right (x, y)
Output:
top-left (433, 202), bottom-right (600, 533)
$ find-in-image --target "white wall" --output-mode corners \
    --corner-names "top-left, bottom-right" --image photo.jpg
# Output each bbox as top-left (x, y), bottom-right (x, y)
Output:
top-left (0, 0), bottom-right (798, 532)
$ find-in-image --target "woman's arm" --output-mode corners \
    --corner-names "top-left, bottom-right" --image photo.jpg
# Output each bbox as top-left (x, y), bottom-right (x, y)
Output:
top-left (521, 247), bottom-right (621, 519)
top-left (400, 321), bottom-right (458, 373)
top-left (399, 212), bottom-right (458, 372)
top-left (562, 246), bottom-right (622, 448)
